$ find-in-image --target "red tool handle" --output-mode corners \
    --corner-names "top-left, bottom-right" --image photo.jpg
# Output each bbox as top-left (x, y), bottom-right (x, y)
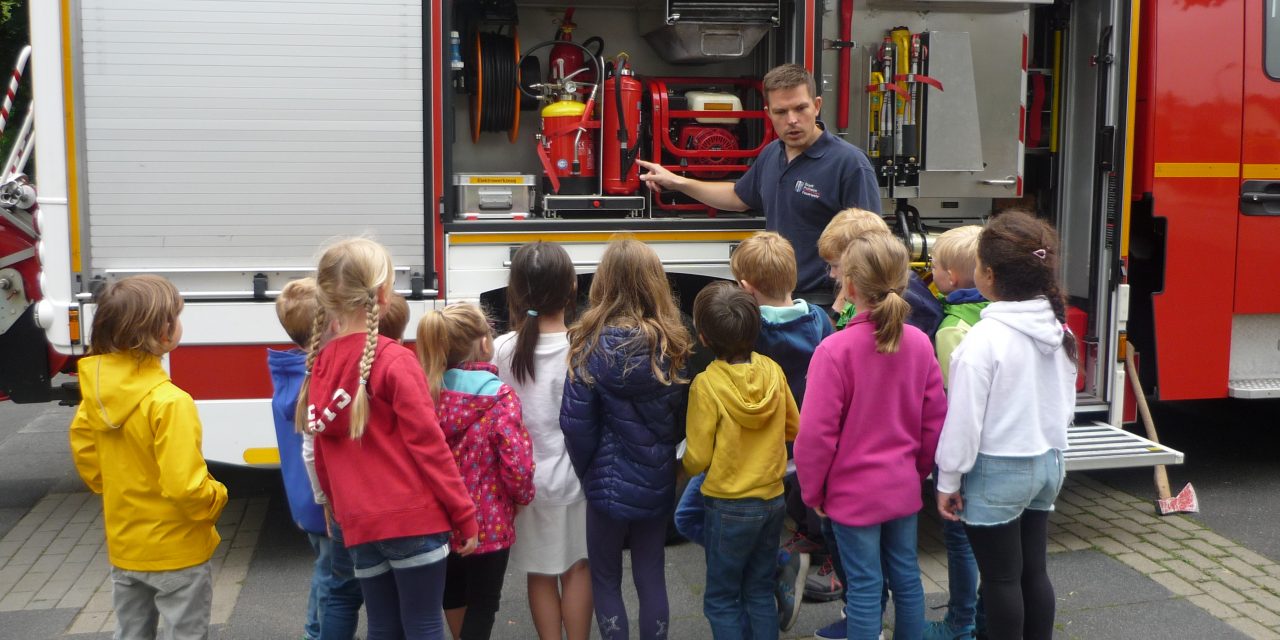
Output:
top-left (837, 0), bottom-right (853, 131)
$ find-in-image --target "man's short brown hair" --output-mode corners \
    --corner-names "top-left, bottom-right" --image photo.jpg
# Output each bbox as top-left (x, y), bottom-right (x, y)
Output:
top-left (693, 281), bottom-right (759, 362)
top-left (817, 208), bottom-right (892, 263)
top-left (932, 225), bottom-right (983, 279)
top-left (275, 278), bottom-right (319, 348)
top-left (762, 64), bottom-right (818, 102)
top-left (730, 231), bottom-right (797, 300)
top-left (380, 293), bottom-right (410, 341)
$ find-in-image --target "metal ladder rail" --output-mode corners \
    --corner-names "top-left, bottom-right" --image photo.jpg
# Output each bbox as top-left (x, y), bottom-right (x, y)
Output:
top-left (1064, 421), bottom-right (1185, 472)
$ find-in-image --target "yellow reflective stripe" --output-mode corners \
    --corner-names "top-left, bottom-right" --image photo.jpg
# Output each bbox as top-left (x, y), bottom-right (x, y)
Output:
top-left (242, 448), bottom-right (281, 465)
top-left (60, 0), bottom-right (82, 272)
top-left (1242, 164), bottom-right (1280, 179)
top-left (1119, 0), bottom-right (1141, 259)
top-left (448, 231), bottom-right (756, 244)
top-left (1153, 162), bottom-right (1240, 178)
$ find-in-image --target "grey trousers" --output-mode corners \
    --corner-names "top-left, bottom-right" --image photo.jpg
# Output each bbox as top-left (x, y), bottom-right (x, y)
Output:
top-left (110, 561), bottom-right (213, 640)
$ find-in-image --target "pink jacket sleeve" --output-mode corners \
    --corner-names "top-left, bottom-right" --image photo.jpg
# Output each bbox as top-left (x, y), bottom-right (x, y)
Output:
top-left (917, 350), bottom-right (948, 481)
top-left (794, 346), bottom-right (844, 512)
top-left (491, 385), bottom-right (536, 506)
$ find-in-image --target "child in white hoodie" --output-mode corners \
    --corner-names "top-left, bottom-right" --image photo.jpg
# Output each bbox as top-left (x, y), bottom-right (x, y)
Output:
top-left (934, 211), bottom-right (1078, 640)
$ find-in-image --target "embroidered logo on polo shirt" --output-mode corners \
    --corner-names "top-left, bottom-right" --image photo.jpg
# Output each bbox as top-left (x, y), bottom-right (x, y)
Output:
top-left (794, 180), bottom-right (821, 199)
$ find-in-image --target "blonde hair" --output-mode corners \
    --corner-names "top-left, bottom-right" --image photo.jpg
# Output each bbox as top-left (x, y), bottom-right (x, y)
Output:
top-left (932, 225), bottom-right (983, 282)
top-left (730, 231), bottom-right (797, 300)
top-left (415, 303), bottom-right (491, 402)
top-left (818, 208), bottom-right (891, 263)
top-left (568, 237), bottom-right (691, 385)
top-left (295, 238), bottom-right (394, 439)
top-left (276, 278), bottom-right (319, 348)
top-left (89, 275), bottom-right (183, 359)
top-left (380, 293), bottom-right (410, 341)
top-left (842, 233), bottom-right (911, 354)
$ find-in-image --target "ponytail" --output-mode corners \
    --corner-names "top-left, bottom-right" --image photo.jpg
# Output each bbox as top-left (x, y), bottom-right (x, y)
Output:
top-left (415, 310), bottom-right (451, 402)
top-left (510, 310), bottom-right (540, 385)
top-left (294, 312), bottom-right (327, 433)
top-left (415, 302), bottom-right (492, 401)
top-left (871, 289), bottom-right (911, 354)
top-left (1044, 281), bottom-right (1079, 365)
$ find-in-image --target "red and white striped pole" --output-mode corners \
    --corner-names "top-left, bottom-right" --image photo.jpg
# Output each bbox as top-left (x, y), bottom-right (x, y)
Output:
top-left (3, 107), bottom-right (34, 182)
top-left (0, 45), bottom-right (32, 138)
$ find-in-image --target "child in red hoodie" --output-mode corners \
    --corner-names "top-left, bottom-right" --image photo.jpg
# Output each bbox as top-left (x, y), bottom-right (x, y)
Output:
top-left (416, 302), bottom-right (536, 640)
top-left (301, 238), bottom-right (478, 640)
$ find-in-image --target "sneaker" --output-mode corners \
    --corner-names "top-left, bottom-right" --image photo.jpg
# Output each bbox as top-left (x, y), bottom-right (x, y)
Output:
top-left (813, 616), bottom-right (847, 639)
top-left (775, 549), bottom-right (809, 631)
top-left (804, 556), bottom-right (844, 602)
top-left (783, 530), bottom-right (824, 555)
top-left (923, 620), bottom-right (977, 640)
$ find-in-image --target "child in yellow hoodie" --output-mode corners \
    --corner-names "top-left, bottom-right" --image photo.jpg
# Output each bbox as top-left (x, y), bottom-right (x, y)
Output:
top-left (70, 275), bottom-right (228, 639)
top-left (683, 281), bottom-right (799, 639)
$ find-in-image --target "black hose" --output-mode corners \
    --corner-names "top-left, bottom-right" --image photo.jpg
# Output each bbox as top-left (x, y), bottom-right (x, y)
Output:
top-left (471, 31), bottom-right (518, 139)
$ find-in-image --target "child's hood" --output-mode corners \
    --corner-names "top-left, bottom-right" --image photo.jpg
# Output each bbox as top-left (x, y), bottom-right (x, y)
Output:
top-left (590, 326), bottom-right (685, 397)
top-left (437, 363), bottom-right (505, 436)
top-left (981, 298), bottom-right (1065, 354)
top-left (76, 352), bottom-right (170, 431)
top-left (699, 354), bottom-right (788, 428)
top-left (266, 347), bottom-right (307, 378)
top-left (309, 333), bottom-right (402, 439)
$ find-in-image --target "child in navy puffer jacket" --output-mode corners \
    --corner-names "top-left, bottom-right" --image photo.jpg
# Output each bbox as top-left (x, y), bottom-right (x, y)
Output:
top-left (561, 238), bottom-right (692, 640)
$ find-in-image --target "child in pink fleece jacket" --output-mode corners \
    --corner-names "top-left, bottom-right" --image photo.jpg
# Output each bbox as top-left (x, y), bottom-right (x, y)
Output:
top-left (794, 232), bottom-right (948, 640)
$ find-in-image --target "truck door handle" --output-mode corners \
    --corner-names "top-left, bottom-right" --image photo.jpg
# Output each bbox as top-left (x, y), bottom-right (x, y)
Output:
top-left (1240, 180), bottom-right (1280, 216)
top-left (981, 176), bottom-right (1017, 187)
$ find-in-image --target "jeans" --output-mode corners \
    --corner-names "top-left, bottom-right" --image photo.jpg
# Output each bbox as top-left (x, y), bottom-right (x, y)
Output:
top-left (674, 473), bottom-right (707, 546)
top-left (110, 561), bottom-right (213, 640)
top-left (961, 450), bottom-right (1064, 526)
top-left (315, 519), bottom-right (363, 640)
top-left (831, 514), bottom-right (925, 640)
top-left (702, 495), bottom-right (785, 640)
top-left (349, 533), bottom-right (451, 640)
top-left (941, 519), bottom-right (978, 629)
top-left (586, 505), bottom-right (669, 640)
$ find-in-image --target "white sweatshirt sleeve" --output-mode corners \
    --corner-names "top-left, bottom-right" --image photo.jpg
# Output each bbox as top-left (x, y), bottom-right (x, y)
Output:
top-left (934, 341), bottom-right (992, 493)
top-left (301, 431), bottom-right (327, 505)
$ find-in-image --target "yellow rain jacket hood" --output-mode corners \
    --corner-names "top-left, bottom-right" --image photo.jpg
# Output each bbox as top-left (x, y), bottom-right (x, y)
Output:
top-left (682, 353), bottom-right (799, 500)
top-left (70, 352), bottom-right (228, 572)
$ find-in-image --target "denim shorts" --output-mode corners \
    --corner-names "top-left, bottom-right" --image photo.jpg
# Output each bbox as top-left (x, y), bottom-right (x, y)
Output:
top-left (348, 532), bottom-right (450, 579)
top-left (960, 449), bottom-right (1065, 527)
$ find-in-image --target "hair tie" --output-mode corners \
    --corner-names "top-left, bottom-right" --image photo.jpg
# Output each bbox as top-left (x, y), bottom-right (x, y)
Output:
top-left (527, 309), bottom-right (539, 317)
top-left (1033, 249), bottom-right (1048, 260)
top-left (358, 377), bottom-right (368, 387)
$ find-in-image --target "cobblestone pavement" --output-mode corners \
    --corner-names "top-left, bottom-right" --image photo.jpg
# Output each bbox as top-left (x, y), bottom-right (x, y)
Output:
top-left (0, 493), bottom-right (267, 636)
top-left (2, 469), bottom-right (1278, 638)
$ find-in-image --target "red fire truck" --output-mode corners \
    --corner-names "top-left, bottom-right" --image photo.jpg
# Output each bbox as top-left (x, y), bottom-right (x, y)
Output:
top-left (6, 0), bottom-right (1260, 470)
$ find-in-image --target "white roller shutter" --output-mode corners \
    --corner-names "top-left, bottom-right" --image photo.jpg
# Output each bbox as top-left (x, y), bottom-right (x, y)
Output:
top-left (78, 0), bottom-right (425, 278)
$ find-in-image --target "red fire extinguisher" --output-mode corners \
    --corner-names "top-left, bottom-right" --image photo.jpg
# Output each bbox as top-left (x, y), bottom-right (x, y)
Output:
top-left (548, 9), bottom-right (602, 86)
top-left (602, 57), bottom-right (643, 195)
top-left (536, 86), bottom-right (598, 195)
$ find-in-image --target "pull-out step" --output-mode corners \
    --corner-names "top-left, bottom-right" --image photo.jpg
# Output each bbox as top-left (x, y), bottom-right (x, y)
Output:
top-left (1064, 421), bottom-right (1184, 472)
top-left (1228, 378), bottom-right (1280, 399)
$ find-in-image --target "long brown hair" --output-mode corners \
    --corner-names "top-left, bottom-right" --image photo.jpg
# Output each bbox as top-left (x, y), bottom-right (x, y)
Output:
top-left (415, 303), bottom-right (492, 402)
top-left (841, 233), bottom-right (912, 354)
top-left (506, 241), bottom-right (576, 385)
top-left (978, 210), bottom-right (1079, 364)
top-left (295, 238), bottom-right (394, 439)
top-left (89, 275), bottom-right (183, 359)
top-left (567, 237), bottom-right (691, 385)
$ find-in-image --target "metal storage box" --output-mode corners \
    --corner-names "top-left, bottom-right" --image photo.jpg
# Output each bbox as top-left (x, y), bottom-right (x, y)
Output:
top-left (453, 174), bottom-right (535, 220)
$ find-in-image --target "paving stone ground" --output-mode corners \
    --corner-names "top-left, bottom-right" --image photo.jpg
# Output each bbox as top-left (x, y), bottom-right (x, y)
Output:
top-left (2, 470), bottom-right (1278, 638)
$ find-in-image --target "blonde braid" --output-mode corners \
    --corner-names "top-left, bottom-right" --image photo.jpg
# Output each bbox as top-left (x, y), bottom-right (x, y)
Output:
top-left (294, 311), bottom-right (328, 433)
top-left (348, 294), bottom-right (381, 439)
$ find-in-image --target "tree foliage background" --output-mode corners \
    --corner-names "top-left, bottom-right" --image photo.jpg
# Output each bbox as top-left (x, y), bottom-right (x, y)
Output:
top-left (1, 0), bottom-right (31, 158)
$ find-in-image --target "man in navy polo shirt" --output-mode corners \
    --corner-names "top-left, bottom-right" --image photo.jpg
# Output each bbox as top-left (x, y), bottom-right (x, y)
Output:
top-left (637, 64), bottom-right (882, 303)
